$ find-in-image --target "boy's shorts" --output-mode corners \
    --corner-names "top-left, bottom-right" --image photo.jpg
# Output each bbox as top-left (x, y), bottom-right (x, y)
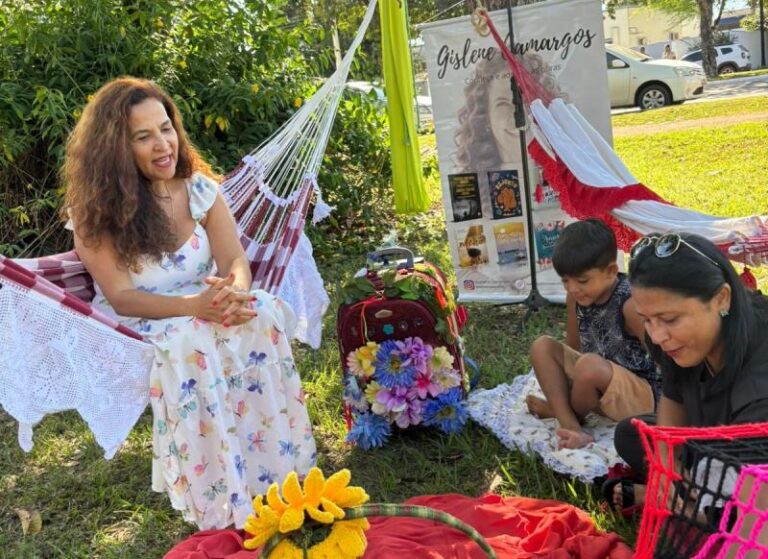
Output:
top-left (561, 345), bottom-right (655, 421)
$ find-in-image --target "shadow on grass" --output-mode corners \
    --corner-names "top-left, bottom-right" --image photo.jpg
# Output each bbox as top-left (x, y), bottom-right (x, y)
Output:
top-left (0, 411), bottom-right (194, 558)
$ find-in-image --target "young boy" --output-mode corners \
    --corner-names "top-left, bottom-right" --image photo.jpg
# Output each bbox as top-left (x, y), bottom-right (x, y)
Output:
top-left (526, 219), bottom-right (659, 449)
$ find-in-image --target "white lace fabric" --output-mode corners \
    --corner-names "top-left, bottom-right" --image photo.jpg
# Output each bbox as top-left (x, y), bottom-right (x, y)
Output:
top-left (277, 233), bottom-right (330, 349)
top-left (0, 280), bottom-right (153, 458)
top-left (467, 370), bottom-right (623, 482)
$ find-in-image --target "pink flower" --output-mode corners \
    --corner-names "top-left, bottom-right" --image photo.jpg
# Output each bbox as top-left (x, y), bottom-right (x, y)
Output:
top-left (394, 398), bottom-right (425, 428)
top-left (375, 385), bottom-right (409, 414)
top-left (407, 337), bottom-right (433, 371)
top-left (410, 370), bottom-right (442, 400)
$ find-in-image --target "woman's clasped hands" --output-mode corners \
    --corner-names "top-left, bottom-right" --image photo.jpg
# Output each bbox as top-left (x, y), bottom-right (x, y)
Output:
top-left (190, 273), bottom-right (257, 327)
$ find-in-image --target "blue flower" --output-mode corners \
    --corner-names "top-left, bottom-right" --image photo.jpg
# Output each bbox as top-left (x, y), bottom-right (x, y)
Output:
top-left (346, 412), bottom-right (391, 450)
top-left (343, 376), bottom-right (369, 412)
top-left (423, 388), bottom-right (468, 434)
top-left (374, 340), bottom-right (417, 389)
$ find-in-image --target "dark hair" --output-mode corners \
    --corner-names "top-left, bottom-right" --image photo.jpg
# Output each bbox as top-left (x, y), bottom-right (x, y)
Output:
top-left (62, 77), bottom-right (217, 270)
top-left (629, 233), bottom-right (765, 378)
top-left (552, 218), bottom-right (617, 277)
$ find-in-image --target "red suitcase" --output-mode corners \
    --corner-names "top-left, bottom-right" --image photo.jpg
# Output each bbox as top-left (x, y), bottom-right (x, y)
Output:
top-left (337, 248), bottom-right (469, 448)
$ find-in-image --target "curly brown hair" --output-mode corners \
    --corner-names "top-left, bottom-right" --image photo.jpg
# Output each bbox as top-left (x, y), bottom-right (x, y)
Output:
top-left (62, 77), bottom-right (216, 270)
top-left (453, 55), bottom-right (511, 173)
top-left (453, 53), bottom-right (566, 172)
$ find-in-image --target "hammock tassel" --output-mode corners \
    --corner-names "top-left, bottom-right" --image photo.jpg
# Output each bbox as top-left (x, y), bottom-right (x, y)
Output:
top-left (311, 183), bottom-right (334, 224)
top-left (740, 266), bottom-right (758, 290)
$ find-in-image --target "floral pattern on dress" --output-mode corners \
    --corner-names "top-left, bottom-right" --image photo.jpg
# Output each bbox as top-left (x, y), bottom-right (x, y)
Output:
top-left (90, 174), bottom-right (317, 529)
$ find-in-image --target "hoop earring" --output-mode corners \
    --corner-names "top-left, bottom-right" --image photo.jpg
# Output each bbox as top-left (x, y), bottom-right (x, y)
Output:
top-left (719, 309), bottom-right (729, 318)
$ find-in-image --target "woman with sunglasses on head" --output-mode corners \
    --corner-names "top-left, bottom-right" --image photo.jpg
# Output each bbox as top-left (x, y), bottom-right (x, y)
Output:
top-left (605, 232), bottom-right (768, 516)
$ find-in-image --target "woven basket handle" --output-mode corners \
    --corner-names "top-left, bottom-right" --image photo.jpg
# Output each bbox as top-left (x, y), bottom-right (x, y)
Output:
top-left (261, 502), bottom-right (497, 558)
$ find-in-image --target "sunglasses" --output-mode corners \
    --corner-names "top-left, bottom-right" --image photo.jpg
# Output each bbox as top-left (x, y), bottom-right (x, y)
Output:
top-left (630, 233), bottom-right (722, 270)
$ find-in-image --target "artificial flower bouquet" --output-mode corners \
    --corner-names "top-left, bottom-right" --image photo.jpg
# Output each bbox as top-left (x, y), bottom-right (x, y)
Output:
top-left (343, 336), bottom-right (469, 449)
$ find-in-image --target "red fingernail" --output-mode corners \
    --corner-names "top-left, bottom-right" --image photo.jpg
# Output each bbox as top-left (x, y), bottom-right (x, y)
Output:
top-left (223, 322), bottom-right (230, 327)
top-left (250, 296), bottom-right (256, 302)
top-left (212, 302), bottom-right (217, 307)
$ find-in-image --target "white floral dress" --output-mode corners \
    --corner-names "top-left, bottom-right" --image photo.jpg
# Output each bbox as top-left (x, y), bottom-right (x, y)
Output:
top-left (90, 174), bottom-right (317, 529)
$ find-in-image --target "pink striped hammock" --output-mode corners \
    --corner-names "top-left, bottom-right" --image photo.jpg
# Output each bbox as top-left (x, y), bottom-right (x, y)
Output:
top-left (0, 167), bottom-right (317, 458)
top-left (475, 8), bottom-right (768, 282)
top-left (0, 172), bottom-right (314, 335)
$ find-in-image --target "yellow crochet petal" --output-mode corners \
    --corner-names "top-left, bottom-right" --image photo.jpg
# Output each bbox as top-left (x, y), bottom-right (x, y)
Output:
top-left (319, 497), bottom-right (345, 519)
top-left (242, 515), bottom-right (261, 536)
top-left (252, 495), bottom-right (265, 514)
top-left (306, 504), bottom-right (335, 524)
top-left (307, 537), bottom-right (337, 559)
top-left (266, 483), bottom-right (288, 513)
top-left (333, 523), bottom-right (368, 556)
top-left (343, 517), bottom-right (370, 530)
top-left (303, 467), bottom-right (325, 503)
top-left (282, 471), bottom-right (304, 506)
top-left (242, 526), bottom-right (275, 550)
top-left (273, 539), bottom-right (304, 559)
top-left (278, 506), bottom-right (306, 533)
top-left (322, 469), bottom-right (351, 499)
top-left (332, 486), bottom-right (369, 508)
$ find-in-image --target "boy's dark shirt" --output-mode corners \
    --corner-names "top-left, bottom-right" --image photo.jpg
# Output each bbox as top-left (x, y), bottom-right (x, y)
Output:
top-left (576, 273), bottom-right (660, 399)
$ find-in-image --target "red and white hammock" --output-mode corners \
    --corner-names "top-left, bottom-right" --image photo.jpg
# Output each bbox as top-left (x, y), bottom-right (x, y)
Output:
top-left (478, 9), bottom-right (768, 280)
top-left (0, 0), bottom-right (380, 457)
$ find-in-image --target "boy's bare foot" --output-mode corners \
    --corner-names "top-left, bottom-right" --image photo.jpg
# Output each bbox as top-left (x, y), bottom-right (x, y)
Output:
top-left (555, 427), bottom-right (594, 449)
top-left (526, 395), bottom-right (555, 419)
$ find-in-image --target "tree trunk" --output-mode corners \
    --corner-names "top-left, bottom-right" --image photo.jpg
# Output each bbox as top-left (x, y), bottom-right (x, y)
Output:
top-left (698, 0), bottom-right (718, 78)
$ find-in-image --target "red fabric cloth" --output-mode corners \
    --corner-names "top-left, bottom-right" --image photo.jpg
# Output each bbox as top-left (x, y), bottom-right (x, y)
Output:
top-left (163, 494), bottom-right (633, 559)
top-left (163, 529), bottom-right (253, 559)
top-left (364, 494), bottom-right (633, 559)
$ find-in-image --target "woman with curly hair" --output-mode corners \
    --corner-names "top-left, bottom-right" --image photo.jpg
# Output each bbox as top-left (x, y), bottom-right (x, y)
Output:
top-left (453, 52), bottom-right (565, 173)
top-left (62, 77), bottom-right (316, 529)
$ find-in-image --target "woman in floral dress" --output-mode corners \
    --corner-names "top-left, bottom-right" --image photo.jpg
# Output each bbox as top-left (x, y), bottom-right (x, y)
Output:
top-left (62, 77), bottom-right (316, 529)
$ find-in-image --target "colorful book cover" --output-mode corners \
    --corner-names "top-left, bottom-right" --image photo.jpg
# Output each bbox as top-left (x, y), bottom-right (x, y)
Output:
top-left (493, 222), bottom-right (528, 266)
top-left (488, 169), bottom-right (522, 219)
top-left (448, 173), bottom-right (482, 222)
top-left (534, 220), bottom-right (566, 267)
top-left (455, 224), bottom-right (489, 268)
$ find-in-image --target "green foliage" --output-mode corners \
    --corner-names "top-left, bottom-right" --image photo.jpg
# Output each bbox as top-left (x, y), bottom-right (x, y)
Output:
top-left (340, 262), bottom-right (458, 344)
top-left (604, 0), bottom-right (699, 20)
top-left (741, 13), bottom-right (768, 32)
top-left (307, 91), bottom-right (393, 260)
top-left (0, 0), bottom-right (392, 257)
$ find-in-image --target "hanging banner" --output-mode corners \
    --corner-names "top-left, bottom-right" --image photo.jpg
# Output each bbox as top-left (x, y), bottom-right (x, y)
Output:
top-left (420, 0), bottom-right (611, 303)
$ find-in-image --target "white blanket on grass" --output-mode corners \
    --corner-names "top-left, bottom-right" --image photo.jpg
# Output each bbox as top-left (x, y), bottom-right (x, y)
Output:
top-left (467, 371), bottom-right (623, 482)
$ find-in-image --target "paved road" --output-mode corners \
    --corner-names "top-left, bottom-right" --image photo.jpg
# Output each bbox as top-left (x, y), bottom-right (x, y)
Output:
top-left (690, 74), bottom-right (768, 102)
top-left (611, 74), bottom-right (768, 115)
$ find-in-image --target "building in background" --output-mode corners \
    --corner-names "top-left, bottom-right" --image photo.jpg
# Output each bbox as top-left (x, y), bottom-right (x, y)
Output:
top-left (603, 4), bottom-right (698, 54)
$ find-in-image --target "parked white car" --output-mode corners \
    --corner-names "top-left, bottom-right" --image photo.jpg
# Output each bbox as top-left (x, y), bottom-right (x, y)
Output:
top-left (680, 44), bottom-right (752, 75)
top-left (606, 44), bottom-right (707, 109)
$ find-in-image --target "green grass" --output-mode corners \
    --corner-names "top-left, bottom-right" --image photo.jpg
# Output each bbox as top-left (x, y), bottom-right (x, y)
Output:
top-left (612, 95), bottom-right (768, 127)
top-left (712, 68), bottom-right (768, 81)
top-left (2, 96), bottom-right (766, 557)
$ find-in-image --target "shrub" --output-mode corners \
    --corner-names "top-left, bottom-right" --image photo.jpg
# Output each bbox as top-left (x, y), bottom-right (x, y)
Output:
top-left (0, 0), bottom-right (391, 258)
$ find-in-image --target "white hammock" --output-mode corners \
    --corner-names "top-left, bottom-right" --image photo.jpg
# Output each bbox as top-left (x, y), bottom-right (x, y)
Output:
top-left (480, 9), bottom-right (768, 270)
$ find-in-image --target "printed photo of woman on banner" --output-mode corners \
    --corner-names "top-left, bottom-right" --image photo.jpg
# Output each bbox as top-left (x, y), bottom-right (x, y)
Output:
top-left (420, 0), bottom-right (612, 303)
